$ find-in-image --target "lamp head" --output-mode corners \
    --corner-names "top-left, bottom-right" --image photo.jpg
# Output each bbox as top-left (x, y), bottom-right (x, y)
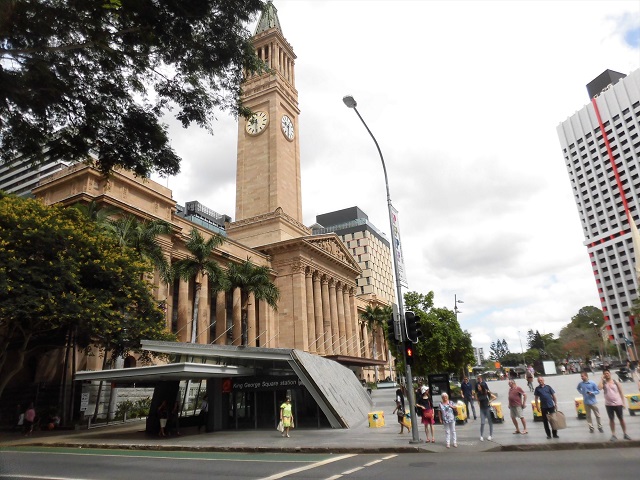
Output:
top-left (343, 95), bottom-right (357, 108)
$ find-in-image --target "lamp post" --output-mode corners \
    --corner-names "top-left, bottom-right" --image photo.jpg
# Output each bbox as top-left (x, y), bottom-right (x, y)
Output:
top-left (343, 94), bottom-right (420, 444)
top-left (589, 321), bottom-right (603, 361)
top-left (518, 330), bottom-right (525, 365)
top-left (454, 294), bottom-right (463, 321)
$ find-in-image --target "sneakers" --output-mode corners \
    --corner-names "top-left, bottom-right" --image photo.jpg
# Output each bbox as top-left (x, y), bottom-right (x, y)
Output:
top-left (623, 434), bottom-right (631, 440)
top-left (480, 436), bottom-right (484, 441)
top-left (453, 443), bottom-right (458, 448)
top-left (553, 434), bottom-right (559, 438)
top-left (589, 426), bottom-right (594, 433)
top-left (487, 436), bottom-right (492, 441)
top-left (598, 426), bottom-right (604, 433)
top-left (610, 435), bottom-right (617, 442)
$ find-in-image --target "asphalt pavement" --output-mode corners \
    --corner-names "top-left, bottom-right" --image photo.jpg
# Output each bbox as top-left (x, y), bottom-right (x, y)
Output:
top-left (1, 373), bottom-right (639, 453)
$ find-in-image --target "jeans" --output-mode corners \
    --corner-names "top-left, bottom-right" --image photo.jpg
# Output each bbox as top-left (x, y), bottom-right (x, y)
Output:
top-left (540, 406), bottom-right (557, 437)
top-left (464, 397), bottom-right (477, 419)
top-left (479, 406), bottom-right (493, 437)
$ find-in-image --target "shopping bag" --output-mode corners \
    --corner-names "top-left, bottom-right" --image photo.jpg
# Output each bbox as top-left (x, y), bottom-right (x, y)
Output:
top-left (547, 411), bottom-right (566, 430)
top-left (277, 420), bottom-right (284, 432)
top-left (290, 418), bottom-right (294, 429)
top-left (401, 414), bottom-right (412, 430)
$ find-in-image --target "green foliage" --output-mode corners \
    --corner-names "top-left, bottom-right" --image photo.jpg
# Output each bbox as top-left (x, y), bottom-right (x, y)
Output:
top-left (0, 0), bottom-right (265, 177)
top-left (489, 339), bottom-right (510, 361)
top-left (114, 397), bottom-right (150, 420)
top-left (0, 194), bottom-right (174, 399)
top-left (359, 304), bottom-right (392, 361)
top-left (404, 291), bottom-right (475, 377)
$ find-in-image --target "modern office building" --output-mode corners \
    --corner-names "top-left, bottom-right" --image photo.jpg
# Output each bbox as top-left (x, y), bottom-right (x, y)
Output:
top-left (0, 155), bottom-right (69, 197)
top-left (313, 207), bottom-right (395, 304)
top-left (557, 68), bottom-right (640, 359)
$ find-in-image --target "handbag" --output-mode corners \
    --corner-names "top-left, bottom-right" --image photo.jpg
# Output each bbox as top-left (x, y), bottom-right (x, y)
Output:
top-left (547, 410), bottom-right (566, 430)
top-left (277, 420), bottom-right (284, 433)
top-left (423, 409), bottom-right (434, 420)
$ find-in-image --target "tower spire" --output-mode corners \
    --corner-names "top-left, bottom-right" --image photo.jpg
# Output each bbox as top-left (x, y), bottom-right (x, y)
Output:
top-left (255, 1), bottom-right (282, 35)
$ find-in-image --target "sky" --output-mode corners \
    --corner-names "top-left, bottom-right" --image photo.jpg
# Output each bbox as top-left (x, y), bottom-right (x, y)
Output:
top-left (153, 1), bottom-right (640, 356)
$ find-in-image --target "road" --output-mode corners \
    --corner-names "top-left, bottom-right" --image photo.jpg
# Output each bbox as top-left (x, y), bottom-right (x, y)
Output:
top-left (1, 447), bottom-right (639, 479)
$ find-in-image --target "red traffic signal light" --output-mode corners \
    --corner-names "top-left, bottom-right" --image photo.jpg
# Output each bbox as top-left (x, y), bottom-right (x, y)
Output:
top-left (405, 341), bottom-right (415, 366)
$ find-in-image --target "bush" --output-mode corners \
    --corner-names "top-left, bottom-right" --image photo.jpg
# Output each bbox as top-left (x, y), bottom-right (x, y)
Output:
top-left (115, 400), bottom-right (134, 420)
top-left (131, 397), bottom-right (151, 418)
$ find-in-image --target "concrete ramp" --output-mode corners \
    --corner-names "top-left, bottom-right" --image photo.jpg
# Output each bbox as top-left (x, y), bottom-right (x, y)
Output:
top-left (290, 349), bottom-right (373, 428)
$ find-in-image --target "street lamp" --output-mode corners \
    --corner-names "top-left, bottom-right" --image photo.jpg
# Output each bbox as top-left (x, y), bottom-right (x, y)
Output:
top-left (454, 294), bottom-right (464, 320)
top-left (589, 321), bottom-right (603, 360)
top-left (343, 94), bottom-right (420, 444)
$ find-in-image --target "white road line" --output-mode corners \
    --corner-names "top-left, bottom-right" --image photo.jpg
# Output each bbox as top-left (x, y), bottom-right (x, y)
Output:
top-left (258, 453), bottom-right (357, 480)
top-left (0, 476), bottom-right (92, 480)
top-left (362, 459), bottom-right (383, 466)
top-left (341, 466), bottom-right (364, 474)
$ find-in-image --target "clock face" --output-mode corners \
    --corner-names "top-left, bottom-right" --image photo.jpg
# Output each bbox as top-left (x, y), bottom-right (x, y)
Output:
top-left (246, 111), bottom-right (268, 135)
top-left (281, 115), bottom-right (294, 140)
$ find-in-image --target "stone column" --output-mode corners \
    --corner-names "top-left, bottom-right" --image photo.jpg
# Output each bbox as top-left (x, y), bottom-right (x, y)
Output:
top-left (343, 288), bottom-right (354, 356)
top-left (328, 279), bottom-right (339, 355)
top-left (336, 283), bottom-right (347, 355)
top-left (258, 298), bottom-right (272, 347)
top-left (196, 275), bottom-right (209, 344)
top-left (306, 269), bottom-right (316, 353)
top-left (313, 272), bottom-right (324, 355)
top-left (321, 276), bottom-right (332, 354)
top-left (350, 289), bottom-right (361, 357)
top-left (214, 290), bottom-right (226, 345)
top-left (292, 262), bottom-right (308, 350)
top-left (232, 287), bottom-right (242, 346)
top-left (247, 292), bottom-right (256, 347)
top-left (177, 278), bottom-right (190, 343)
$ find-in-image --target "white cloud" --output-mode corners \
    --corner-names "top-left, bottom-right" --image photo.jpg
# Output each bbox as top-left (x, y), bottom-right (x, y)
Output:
top-left (155, 0), bottom-right (640, 355)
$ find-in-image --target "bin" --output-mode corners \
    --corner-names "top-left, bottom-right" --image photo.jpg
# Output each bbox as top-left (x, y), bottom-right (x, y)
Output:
top-left (455, 400), bottom-right (468, 424)
top-left (625, 393), bottom-right (640, 416)
top-left (575, 397), bottom-right (586, 419)
top-left (531, 400), bottom-right (542, 421)
top-left (368, 411), bottom-right (385, 428)
top-left (490, 401), bottom-right (504, 423)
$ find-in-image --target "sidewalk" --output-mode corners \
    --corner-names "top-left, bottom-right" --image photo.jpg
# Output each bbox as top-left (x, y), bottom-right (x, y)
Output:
top-left (2, 389), bottom-right (639, 453)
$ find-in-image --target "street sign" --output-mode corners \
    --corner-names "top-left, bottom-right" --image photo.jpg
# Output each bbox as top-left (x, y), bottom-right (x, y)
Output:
top-left (80, 392), bottom-right (90, 412)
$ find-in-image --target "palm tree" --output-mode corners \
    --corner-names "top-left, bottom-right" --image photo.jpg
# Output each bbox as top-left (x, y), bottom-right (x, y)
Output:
top-left (225, 259), bottom-right (279, 346)
top-left (173, 228), bottom-right (228, 343)
top-left (360, 304), bottom-right (392, 383)
top-left (107, 215), bottom-right (172, 283)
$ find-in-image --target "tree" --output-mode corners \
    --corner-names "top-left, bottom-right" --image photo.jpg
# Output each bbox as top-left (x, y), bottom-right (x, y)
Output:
top-left (359, 304), bottom-right (391, 382)
top-left (173, 228), bottom-right (227, 343)
top-left (107, 215), bottom-right (172, 283)
top-left (489, 339), bottom-right (510, 362)
top-left (0, 193), bottom-right (173, 401)
top-left (0, 0), bottom-right (265, 177)
top-left (404, 291), bottom-right (475, 377)
top-left (225, 258), bottom-right (279, 346)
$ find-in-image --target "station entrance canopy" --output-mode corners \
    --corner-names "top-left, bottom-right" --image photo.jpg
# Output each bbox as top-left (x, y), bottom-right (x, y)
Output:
top-left (74, 340), bottom-right (373, 428)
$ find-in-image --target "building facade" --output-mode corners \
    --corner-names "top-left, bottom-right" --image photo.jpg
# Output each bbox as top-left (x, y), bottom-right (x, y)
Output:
top-left (557, 68), bottom-right (640, 359)
top-left (0, 155), bottom-right (68, 197)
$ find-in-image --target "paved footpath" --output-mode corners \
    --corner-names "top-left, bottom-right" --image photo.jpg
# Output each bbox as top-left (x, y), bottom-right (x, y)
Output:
top-left (1, 373), bottom-right (639, 453)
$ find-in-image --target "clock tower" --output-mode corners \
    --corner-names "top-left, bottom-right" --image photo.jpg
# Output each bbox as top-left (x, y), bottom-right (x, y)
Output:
top-left (227, 1), bottom-right (310, 247)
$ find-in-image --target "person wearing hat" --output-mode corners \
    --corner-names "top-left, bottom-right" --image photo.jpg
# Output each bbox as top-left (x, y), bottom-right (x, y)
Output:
top-left (279, 395), bottom-right (294, 438)
top-left (416, 385), bottom-right (435, 443)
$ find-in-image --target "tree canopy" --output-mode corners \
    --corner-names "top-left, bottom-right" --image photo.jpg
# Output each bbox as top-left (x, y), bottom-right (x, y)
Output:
top-left (0, 0), bottom-right (265, 177)
top-left (0, 193), bottom-right (173, 399)
top-left (403, 291), bottom-right (474, 377)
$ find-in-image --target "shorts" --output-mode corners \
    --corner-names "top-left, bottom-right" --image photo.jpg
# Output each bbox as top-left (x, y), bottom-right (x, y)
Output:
top-left (510, 406), bottom-right (524, 418)
top-left (159, 418), bottom-right (167, 427)
top-left (605, 405), bottom-right (623, 421)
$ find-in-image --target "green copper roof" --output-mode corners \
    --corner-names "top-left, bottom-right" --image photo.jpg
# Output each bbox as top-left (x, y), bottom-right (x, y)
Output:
top-left (254, 1), bottom-right (282, 35)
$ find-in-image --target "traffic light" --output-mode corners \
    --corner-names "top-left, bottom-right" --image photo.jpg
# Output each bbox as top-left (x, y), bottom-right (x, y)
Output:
top-left (405, 311), bottom-right (422, 343)
top-left (405, 341), bottom-right (415, 366)
top-left (386, 312), bottom-right (399, 344)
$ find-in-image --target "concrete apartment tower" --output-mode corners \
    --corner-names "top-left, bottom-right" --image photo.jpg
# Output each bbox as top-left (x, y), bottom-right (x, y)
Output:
top-left (557, 68), bottom-right (640, 360)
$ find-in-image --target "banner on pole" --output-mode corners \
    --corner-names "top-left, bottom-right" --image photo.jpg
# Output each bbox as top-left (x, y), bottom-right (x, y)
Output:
top-left (390, 205), bottom-right (408, 288)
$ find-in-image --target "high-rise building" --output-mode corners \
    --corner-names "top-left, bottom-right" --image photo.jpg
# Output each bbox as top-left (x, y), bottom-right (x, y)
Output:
top-left (557, 68), bottom-right (640, 357)
top-left (0, 156), bottom-right (68, 197)
top-left (313, 207), bottom-right (395, 304)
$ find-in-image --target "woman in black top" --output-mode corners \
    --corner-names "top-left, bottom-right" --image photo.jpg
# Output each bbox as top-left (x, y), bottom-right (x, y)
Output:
top-left (416, 386), bottom-right (435, 443)
top-left (476, 383), bottom-right (497, 441)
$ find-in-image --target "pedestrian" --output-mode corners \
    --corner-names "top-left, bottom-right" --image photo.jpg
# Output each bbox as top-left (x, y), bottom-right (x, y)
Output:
top-left (507, 379), bottom-right (528, 434)
top-left (526, 365), bottom-right (535, 392)
top-left (598, 368), bottom-right (631, 441)
top-left (279, 395), bottom-right (294, 438)
top-left (416, 385), bottom-right (435, 443)
top-left (392, 387), bottom-right (408, 434)
top-left (198, 394), bottom-right (208, 433)
top-left (534, 376), bottom-right (559, 439)
top-left (576, 371), bottom-right (603, 433)
top-left (475, 374), bottom-right (489, 394)
top-left (157, 400), bottom-right (168, 437)
top-left (476, 381), bottom-right (496, 441)
top-left (438, 392), bottom-right (457, 448)
top-left (24, 402), bottom-right (36, 436)
top-left (13, 403), bottom-right (24, 433)
top-left (168, 401), bottom-right (181, 436)
top-left (560, 364), bottom-right (566, 375)
top-left (461, 377), bottom-right (477, 420)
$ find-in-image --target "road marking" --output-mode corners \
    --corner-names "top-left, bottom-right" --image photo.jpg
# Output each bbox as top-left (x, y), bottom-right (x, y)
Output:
top-left (341, 466), bottom-right (364, 474)
top-left (0, 476), bottom-right (92, 480)
top-left (257, 454), bottom-right (357, 479)
top-left (329, 454), bottom-right (398, 479)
